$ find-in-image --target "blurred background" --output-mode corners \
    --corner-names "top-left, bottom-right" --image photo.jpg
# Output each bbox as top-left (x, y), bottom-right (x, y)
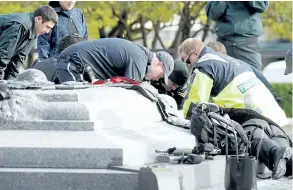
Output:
top-left (0, 1), bottom-right (291, 69)
top-left (0, 1), bottom-right (291, 118)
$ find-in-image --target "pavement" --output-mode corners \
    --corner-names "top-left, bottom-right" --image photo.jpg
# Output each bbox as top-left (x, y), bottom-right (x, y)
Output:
top-left (201, 177), bottom-right (292, 190)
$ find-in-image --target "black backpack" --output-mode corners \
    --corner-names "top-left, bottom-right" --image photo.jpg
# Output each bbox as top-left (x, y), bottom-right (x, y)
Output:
top-left (190, 103), bottom-right (249, 155)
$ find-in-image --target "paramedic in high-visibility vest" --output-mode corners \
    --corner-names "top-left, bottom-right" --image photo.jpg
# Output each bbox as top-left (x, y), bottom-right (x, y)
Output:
top-left (178, 38), bottom-right (292, 179)
top-left (178, 38), bottom-right (287, 127)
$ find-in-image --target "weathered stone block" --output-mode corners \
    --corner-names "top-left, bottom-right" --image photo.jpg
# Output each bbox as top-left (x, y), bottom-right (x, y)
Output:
top-left (0, 131), bottom-right (122, 169)
top-left (0, 168), bottom-right (138, 190)
top-left (0, 120), bottom-right (94, 131)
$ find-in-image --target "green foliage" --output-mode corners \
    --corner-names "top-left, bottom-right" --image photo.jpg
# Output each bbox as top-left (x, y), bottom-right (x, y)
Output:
top-left (77, 1), bottom-right (179, 39)
top-left (271, 83), bottom-right (292, 117)
top-left (263, 1), bottom-right (292, 41)
top-left (0, 1), bottom-right (291, 42)
top-left (77, 1), bottom-right (118, 39)
top-left (130, 1), bottom-right (179, 23)
top-left (0, 2), bottom-right (43, 14)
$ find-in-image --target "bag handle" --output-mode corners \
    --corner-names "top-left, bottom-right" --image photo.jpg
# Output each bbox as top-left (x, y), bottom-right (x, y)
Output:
top-left (208, 112), bottom-right (245, 161)
top-left (234, 130), bottom-right (239, 161)
top-left (224, 120), bottom-right (239, 161)
top-left (248, 124), bottom-right (265, 161)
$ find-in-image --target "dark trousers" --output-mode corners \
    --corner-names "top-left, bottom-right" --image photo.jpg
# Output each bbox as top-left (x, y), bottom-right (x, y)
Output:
top-left (56, 61), bottom-right (97, 84)
top-left (56, 62), bottom-right (84, 83)
top-left (243, 119), bottom-right (292, 176)
top-left (217, 36), bottom-right (262, 72)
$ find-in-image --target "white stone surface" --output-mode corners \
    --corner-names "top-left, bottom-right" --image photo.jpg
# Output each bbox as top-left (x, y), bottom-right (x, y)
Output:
top-left (75, 86), bottom-right (196, 167)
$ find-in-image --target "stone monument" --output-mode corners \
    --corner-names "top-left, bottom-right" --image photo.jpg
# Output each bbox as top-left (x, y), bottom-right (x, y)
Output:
top-left (0, 69), bottom-right (289, 190)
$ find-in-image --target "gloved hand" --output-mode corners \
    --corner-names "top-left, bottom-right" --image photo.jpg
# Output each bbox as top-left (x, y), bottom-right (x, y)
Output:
top-left (83, 65), bottom-right (96, 83)
top-left (0, 82), bottom-right (10, 101)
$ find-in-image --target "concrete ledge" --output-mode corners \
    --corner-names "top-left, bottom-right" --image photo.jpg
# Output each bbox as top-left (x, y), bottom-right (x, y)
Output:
top-left (11, 90), bottom-right (78, 102)
top-left (112, 155), bottom-right (226, 190)
top-left (0, 168), bottom-right (138, 190)
top-left (0, 131), bottom-right (123, 169)
top-left (200, 177), bottom-right (292, 190)
top-left (0, 120), bottom-right (94, 131)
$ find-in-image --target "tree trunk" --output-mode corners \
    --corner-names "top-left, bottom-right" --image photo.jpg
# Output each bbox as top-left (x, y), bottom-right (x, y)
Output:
top-left (139, 16), bottom-right (147, 47)
top-left (99, 27), bottom-right (107, 38)
top-left (108, 9), bottom-right (132, 40)
top-left (153, 21), bottom-right (165, 49)
top-left (152, 22), bottom-right (159, 48)
top-left (170, 1), bottom-right (191, 48)
top-left (201, 19), bottom-right (211, 42)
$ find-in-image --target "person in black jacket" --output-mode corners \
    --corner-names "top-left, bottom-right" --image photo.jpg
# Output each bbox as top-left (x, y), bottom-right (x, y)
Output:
top-left (0, 5), bottom-right (58, 80)
top-left (151, 59), bottom-right (189, 110)
top-left (55, 38), bottom-right (174, 85)
top-left (38, 1), bottom-right (88, 60)
top-left (206, 1), bottom-right (269, 71)
top-left (32, 34), bottom-right (85, 82)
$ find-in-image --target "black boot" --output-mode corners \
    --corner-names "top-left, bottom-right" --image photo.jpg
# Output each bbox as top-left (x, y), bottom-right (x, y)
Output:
top-left (285, 148), bottom-right (292, 177)
top-left (272, 147), bottom-right (292, 179)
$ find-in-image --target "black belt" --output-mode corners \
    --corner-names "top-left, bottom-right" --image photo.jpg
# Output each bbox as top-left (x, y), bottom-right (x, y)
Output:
top-left (218, 36), bottom-right (258, 45)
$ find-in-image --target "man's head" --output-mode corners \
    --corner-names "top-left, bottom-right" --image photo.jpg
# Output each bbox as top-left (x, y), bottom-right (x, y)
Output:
top-left (145, 51), bottom-right (174, 85)
top-left (206, 41), bottom-right (227, 54)
top-left (165, 60), bottom-right (189, 91)
top-left (178, 38), bottom-right (204, 69)
top-left (60, 1), bottom-right (77, 10)
top-left (284, 48), bottom-right (292, 75)
top-left (57, 34), bottom-right (85, 54)
top-left (34, 5), bottom-right (58, 37)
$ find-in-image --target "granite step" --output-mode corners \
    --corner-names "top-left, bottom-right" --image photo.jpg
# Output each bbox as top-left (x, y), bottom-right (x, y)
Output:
top-left (0, 168), bottom-right (138, 190)
top-left (0, 131), bottom-right (122, 169)
top-left (0, 120), bottom-right (94, 131)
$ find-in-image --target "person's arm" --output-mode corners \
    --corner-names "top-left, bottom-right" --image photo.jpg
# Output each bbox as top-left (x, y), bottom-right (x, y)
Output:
top-left (37, 31), bottom-right (52, 60)
top-left (0, 23), bottom-right (23, 80)
top-left (8, 36), bottom-right (35, 80)
top-left (173, 83), bottom-right (189, 110)
top-left (247, 1), bottom-right (269, 13)
top-left (6, 51), bottom-right (27, 80)
top-left (81, 11), bottom-right (88, 40)
top-left (183, 69), bottom-right (214, 119)
top-left (205, 1), bottom-right (228, 21)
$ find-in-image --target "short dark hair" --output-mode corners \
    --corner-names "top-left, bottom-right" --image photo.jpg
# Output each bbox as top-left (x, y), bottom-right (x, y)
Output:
top-left (57, 34), bottom-right (85, 54)
top-left (34, 5), bottom-right (58, 24)
top-left (206, 41), bottom-right (227, 54)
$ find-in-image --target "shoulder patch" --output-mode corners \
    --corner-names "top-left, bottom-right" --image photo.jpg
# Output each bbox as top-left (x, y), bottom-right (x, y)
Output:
top-left (198, 53), bottom-right (228, 64)
top-left (237, 77), bottom-right (261, 94)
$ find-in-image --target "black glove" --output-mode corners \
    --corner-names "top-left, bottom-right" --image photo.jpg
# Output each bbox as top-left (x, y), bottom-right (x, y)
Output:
top-left (83, 65), bottom-right (96, 83)
top-left (0, 82), bottom-right (10, 101)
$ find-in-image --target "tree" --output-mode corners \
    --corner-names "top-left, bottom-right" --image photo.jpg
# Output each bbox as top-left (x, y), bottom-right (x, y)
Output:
top-left (262, 1), bottom-right (292, 41)
top-left (79, 1), bottom-right (179, 47)
top-left (0, 1), bottom-right (291, 46)
top-left (169, 1), bottom-right (207, 48)
top-left (0, 2), bottom-right (43, 14)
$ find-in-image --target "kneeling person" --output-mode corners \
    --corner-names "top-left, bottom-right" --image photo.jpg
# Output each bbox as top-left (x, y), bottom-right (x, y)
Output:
top-left (55, 38), bottom-right (174, 85)
top-left (151, 59), bottom-right (189, 110)
top-left (32, 34), bottom-right (85, 82)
